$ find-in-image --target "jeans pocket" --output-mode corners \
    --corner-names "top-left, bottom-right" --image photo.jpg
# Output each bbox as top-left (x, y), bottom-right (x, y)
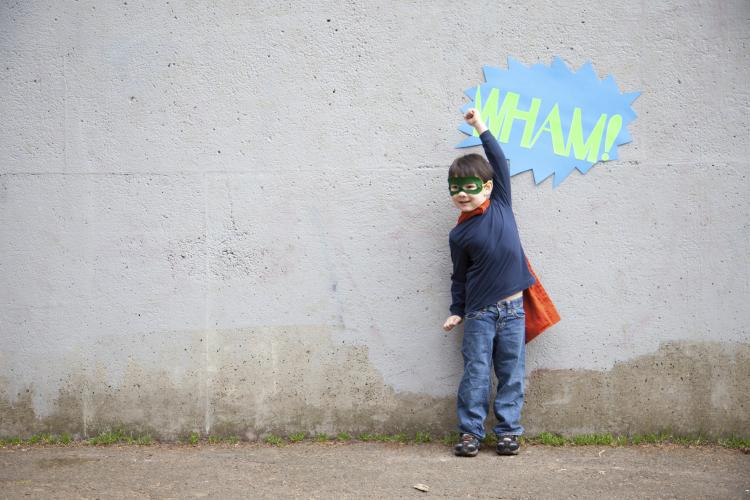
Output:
top-left (511, 305), bottom-right (525, 320)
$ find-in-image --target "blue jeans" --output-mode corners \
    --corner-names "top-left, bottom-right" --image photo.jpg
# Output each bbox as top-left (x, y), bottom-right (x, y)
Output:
top-left (457, 295), bottom-right (526, 439)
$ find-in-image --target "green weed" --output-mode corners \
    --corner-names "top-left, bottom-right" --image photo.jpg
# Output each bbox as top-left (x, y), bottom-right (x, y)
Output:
top-left (87, 429), bottom-right (127, 445)
top-left (336, 432), bottom-right (352, 441)
top-left (442, 431), bottom-right (460, 446)
top-left (84, 429), bottom-right (153, 446)
top-left (572, 433), bottom-right (615, 446)
top-left (481, 434), bottom-right (498, 446)
top-left (393, 433), bottom-right (408, 443)
top-left (414, 432), bottom-right (432, 443)
top-left (640, 432), bottom-right (672, 444)
top-left (629, 434), bottom-right (645, 445)
top-left (207, 435), bottom-right (239, 444)
top-left (288, 432), bottom-right (305, 443)
top-left (38, 434), bottom-right (53, 444)
top-left (718, 436), bottom-right (750, 450)
top-left (613, 435), bottom-right (628, 446)
top-left (672, 434), bottom-right (706, 446)
top-left (265, 434), bottom-right (283, 446)
top-left (534, 432), bottom-right (567, 446)
top-left (356, 433), bottom-right (409, 443)
top-left (379, 433), bottom-right (408, 443)
top-left (136, 434), bottom-right (153, 445)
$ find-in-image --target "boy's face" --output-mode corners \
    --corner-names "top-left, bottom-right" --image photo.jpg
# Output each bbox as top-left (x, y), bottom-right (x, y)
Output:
top-left (449, 176), bottom-right (493, 212)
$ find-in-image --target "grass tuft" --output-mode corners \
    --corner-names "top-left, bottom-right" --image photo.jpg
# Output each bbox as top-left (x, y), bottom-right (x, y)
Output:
top-left (264, 434), bottom-right (283, 446)
top-left (442, 431), bottom-right (460, 446)
top-left (672, 434), bottom-right (706, 446)
top-left (414, 432), bottom-right (432, 444)
top-left (629, 434), bottom-right (645, 445)
top-left (481, 434), bottom-right (498, 446)
top-left (389, 433), bottom-right (408, 443)
top-left (534, 432), bottom-right (567, 446)
top-left (613, 435), bottom-right (628, 446)
top-left (86, 429), bottom-right (130, 445)
top-left (572, 433), bottom-right (615, 446)
top-left (336, 432), bottom-right (352, 441)
top-left (288, 432), bottom-right (305, 443)
top-left (357, 433), bottom-right (409, 443)
top-left (640, 432), bottom-right (671, 444)
top-left (189, 432), bottom-right (200, 445)
top-left (313, 433), bottom-right (329, 442)
top-left (136, 434), bottom-right (153, 445)
top-left (718, 436), bottom-right (750, 450)
top-left (206, 434), bottom-right (239, 444)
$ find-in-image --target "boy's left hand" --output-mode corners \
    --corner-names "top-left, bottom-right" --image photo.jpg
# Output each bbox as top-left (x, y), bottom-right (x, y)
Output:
top-left (443, 315), bottom-right (463, 331)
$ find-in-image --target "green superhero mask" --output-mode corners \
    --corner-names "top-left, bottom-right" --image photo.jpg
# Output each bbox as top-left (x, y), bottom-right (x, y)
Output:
top-left (448, 176), bottom-right (485, 196)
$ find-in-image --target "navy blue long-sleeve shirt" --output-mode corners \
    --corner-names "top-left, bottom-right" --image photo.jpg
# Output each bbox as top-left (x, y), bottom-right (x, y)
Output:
top-left (449, 130), bottom-right (535, 317)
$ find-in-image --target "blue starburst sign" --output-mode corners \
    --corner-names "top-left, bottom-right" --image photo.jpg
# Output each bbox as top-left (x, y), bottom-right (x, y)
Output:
top-left (458, 57), bottom-right (640, 187)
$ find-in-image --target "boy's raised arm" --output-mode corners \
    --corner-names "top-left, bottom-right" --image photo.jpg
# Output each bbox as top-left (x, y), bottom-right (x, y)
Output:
top-left (464, 109), bottom-right (511, 205)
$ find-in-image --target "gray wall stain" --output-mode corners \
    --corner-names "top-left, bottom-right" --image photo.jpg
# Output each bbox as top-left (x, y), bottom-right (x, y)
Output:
top-left (1, 338), bottom-right (747, 439)
top-left (0, 325), bottom-right (455, 439)
top-left (525, 341), bottom-right (750, 437)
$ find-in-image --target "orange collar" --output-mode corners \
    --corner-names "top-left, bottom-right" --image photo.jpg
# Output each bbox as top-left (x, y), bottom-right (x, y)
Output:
top-left (457, 199), bottom-right (491, 224)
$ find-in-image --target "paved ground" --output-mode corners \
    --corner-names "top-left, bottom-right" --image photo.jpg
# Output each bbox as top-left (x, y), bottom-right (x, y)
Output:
top-left (0, 442), bottom-right (748, 499)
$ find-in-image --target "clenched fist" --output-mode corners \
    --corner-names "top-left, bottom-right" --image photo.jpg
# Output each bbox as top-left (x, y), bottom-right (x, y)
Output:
top-left (464, 108), bottom-right (488, 135)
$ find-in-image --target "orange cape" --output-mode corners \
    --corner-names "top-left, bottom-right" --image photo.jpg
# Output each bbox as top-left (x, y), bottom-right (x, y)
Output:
top-left (457, 199), bottom-right (560, 343)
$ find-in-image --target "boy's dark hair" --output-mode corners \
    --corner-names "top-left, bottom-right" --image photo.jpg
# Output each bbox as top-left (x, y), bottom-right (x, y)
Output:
top-left (448, 154), bottom-right (493, 182)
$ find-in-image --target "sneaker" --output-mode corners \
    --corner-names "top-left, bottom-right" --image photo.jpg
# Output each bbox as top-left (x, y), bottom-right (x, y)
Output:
top-left (496, 434), bottom-right (520, 455)
top-left (454, 433), bottom-right (481, 457)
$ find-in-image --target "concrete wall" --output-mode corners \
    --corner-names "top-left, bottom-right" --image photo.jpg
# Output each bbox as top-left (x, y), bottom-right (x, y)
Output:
top-left (1, 0), bottom-right (748, 440)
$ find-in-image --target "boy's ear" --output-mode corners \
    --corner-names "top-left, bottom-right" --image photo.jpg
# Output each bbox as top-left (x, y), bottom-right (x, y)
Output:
top-left (484, 179), bottom-right (493, 195)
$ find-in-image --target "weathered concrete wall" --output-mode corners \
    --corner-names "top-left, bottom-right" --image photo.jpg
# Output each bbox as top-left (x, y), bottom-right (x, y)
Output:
top-left (1, 0), bottom-right (748, 439)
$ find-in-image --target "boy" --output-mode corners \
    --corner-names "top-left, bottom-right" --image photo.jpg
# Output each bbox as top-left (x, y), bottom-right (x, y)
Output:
top-left (443, 108), bottom-right (535, 457)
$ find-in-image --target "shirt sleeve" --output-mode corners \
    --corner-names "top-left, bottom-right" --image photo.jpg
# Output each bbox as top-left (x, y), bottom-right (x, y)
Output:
top-left (480, 130), bottom-right (511, 206)
top-left (449, 239), bottom-right (469, 317)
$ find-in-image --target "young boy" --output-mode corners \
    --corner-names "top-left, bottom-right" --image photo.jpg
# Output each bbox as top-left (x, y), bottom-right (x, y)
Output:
top-left (443, 108), bottom-right (535, 457)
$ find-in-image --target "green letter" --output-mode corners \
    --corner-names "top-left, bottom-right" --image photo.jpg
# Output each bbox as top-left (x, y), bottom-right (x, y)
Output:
top-left (530, 104), bottom-right (566, 155)
top-left (473, 86), bottom-right (503, 137)
top-left (566, 108), bottom-right (607, 162)
top-left (498, 93), bottom-right (541, 147)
